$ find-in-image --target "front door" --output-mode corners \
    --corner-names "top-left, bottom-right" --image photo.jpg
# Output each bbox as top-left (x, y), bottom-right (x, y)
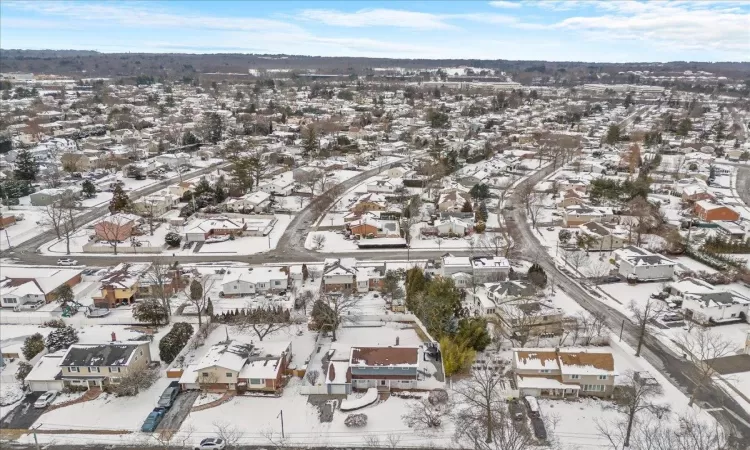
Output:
top-left (379, 380), bottom-right (386, 386)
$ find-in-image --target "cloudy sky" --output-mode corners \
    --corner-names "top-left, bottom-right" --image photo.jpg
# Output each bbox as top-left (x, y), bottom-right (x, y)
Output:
top-left (1, 1), bottom-right (748, 62)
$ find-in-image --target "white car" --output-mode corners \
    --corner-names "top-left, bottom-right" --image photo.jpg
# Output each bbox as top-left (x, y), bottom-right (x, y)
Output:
top-left (34, 391), bottom-right (58, 408)
top-left (194, 437), bottom-right (226, 450)
top-left (57, 258), bottom-right (78, 266)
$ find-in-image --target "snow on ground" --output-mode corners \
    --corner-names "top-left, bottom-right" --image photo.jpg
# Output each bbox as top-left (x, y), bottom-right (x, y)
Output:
top-left (0, 206), bottom-right (50, 251)
top-left (275, 195), bottom-right (310, 212)
top-left (197, 214), bottom-right (292, 255)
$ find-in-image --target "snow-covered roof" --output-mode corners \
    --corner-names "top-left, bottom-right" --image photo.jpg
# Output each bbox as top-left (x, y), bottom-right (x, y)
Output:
top-left (0, 266), bottom-right (83, 296)
top-left (238, 357), bottom-right (283, 380)
top-left (221, 267), bottom-right (287, 286)
top-left (25, 351), bottom-right (66, 382)
top-left (514, 348), bottom-right (616, 376)
top-left (195, 340), bottom-right (252, 372)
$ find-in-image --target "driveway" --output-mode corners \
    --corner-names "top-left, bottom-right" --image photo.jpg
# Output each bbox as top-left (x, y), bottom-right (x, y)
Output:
top-left (0, 392), bottom-right (44, 430)
top-left (155, 391), bottom-right (199, 432)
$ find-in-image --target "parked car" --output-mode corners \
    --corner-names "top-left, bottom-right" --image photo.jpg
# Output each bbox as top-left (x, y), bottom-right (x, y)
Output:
top-left (157, 386), bottom-right (180, 409)
top-left (34, 391), bottom-right (58, 408)
top-left (57, 258), bottom-right (78, 266)
top-left (194, 437), bottom-right (226, 450)
top-left (141, 407), bottom-right (166, 432)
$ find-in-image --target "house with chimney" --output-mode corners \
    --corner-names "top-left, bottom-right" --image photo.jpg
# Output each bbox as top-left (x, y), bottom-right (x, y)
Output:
top-left (92, 263), bottom-right (150, 308)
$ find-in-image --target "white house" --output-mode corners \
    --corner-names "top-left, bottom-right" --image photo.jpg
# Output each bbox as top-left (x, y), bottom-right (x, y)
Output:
top-left (434, 217), bottom-right (470, 236)
top-left (225, 191), bottom-right (271, 212)
top-left (614, 246), bottom-right (675, 281)
top-left (670, 278), bottom-right (750, 325)
top-left (156, 153), bottom-right (189, 168)
top-left (220, 267), bottom-right (288, 297)
top-left (259, 172), bottom-right (295, 196)
top-left (367, 178), bottom-right (403, 194)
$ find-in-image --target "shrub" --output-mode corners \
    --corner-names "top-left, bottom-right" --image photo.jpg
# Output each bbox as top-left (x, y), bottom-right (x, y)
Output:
top-left (111, 367), bottom-right (159, 396)
top-left (22, 333), bottom-right (45, 360)
top-left (344, 413), bottom-right (368, 427)
top-left (42, 319), bottom-right (66, 328)
top-left (428, 389), bottom-right (449, 405)
top-left (159, 322), bottom-right (194, 364)
top-left (165, 232), bottom-right (182, 247)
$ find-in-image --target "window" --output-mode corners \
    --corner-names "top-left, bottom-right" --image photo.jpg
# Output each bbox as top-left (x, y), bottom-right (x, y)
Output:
top-left (110, 367), bottom-right (120, 373)
top-left (202, 372), bottom-right (209, 377)
top-left (89, 367), bottom-right (100, 373)
top-left (274, 281), bottom-right (281, 285)
top-left (583, 384), bottom-right (605, 392)
top-left (3, 298), bottom-right (17, 304)
top-left (69, 367), bottom-right (79, 373)
top-left (598, 375), bottom-right (608, 380)
top-left (226, 373), bottom-right (233, 378)
top-left (570, 374), bottom-right (580, 380)
top-left (249, 378), bottom-right (262, 385)
top-left (540, 369), bottom-right (551, 374)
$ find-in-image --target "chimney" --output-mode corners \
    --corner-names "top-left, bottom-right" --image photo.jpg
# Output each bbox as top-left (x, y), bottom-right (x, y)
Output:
top-left (396, 336), bottom-right (400, 346)
top-left (111, 332), bottom-right (117, 342)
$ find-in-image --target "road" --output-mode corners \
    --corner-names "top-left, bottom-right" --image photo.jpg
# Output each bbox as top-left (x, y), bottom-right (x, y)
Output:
top-left (503, 164), bottom-right (750, 442)
top-left (1, 163), bottom-right (225, 259)
top-left (0, 393), bottom-right (44, 430)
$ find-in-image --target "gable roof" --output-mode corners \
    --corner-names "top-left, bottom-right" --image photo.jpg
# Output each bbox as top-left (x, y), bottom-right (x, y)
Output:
top-left (350, 347), bottom-right (419, 367)
top-left (60, 342), bottom-right (145, 367)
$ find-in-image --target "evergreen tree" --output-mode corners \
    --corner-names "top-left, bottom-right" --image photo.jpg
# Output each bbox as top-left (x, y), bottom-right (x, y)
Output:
top-left (14, 149), bottom-right (39, 183)
top-left (109, 184), bottom-right (131, 213)
top-left (132, 299), bottom-right (168, 326)
top-left (527, 263), bottom-right (548, 288)
top-left (81, 179), bottom-right (97, 198)
top-left (46, 325), bottom-right (79, 352)
top-left (461, 200), bottom-right (473, 213)
top-left (206, 299), bottom-right (214, 318)
top-left (22, 333), bottom-right (45, 360)
top-left (54, 284), bottom-right (75, 307)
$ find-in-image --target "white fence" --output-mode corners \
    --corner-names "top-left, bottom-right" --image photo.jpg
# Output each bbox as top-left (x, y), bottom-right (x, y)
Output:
top-left (299, 385), bottom-right (328, 395)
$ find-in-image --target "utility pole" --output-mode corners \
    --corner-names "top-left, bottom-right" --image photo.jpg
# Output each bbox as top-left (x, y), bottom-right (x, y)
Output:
top-left (277, 409), bottom-right (285, 439)
top-left (32, 425), bottom-right (40, 450)
top-left (619, 319), bottom-right (625, 342)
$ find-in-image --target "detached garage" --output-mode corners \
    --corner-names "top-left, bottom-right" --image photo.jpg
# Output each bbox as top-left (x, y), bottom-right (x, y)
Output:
top-left (25, 352), bottom-right (65, 393)
top-left (325, 361), bottom-right (351, 395)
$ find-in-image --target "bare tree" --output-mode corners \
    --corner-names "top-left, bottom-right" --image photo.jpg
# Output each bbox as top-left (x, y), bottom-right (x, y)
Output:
top-left (94, 213), bottom-right (135, 255)
top-left (145, 258), bottom-right (176, 318)
top-left (586, 259), bottom-right (612, 284)
top-left (493, 294), bottom-right (546, 348)
top-left (236, 306), bottom-right (296, 341)
top-left (629, 298), bottom-right (663, 358)
top-left (597, 370), bottom-right (670, 448)
top-left (402, 397), bottom-right (451, 430)
top-left (310, 292), bottom-right (360, 341)
top-left (299, 169), bottom-right (324, 196)
top-left (213, 420), bottom-right (241, 449)
top-left (452, 366), bottom-right (506, 443)
top-left (676, 328), bottom-right (736, 407)
top-left (311, 233), bottom-right (326, 250)
top-left (564, 249), bottom-right (589, 274)
top-left (305, 369), bottom-right (320, 385)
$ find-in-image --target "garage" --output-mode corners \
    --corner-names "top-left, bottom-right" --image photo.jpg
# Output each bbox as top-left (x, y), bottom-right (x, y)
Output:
top-left (24, 352), bottom-right (64, 392)
top-left (28, 379), bottom-right (64, 393)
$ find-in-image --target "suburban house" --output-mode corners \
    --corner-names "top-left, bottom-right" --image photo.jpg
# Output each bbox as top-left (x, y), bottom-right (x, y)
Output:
top-left (93, 213), bottom-right (140, 242)
top-left (714, 221), bottom-right (747, 240)
top-left (220, 267), bottom-right (289, 297)
top-left (155, 152), bottom-right (189, 168)
top-left (555, 189), bottom-right (588, 208)
top-left (60, 153), bottom-right (93, 172)
top-left (350, 193), bottom-right (388, 213)
top-left (694, 201), bottom-right (741, 222)
top-left (185, 217), bottom-right (248, 242)
top-left (132, 193), bottom-right (179, 217)
top-left (614, 246), bottom-right (676, 281)
top-left (367, 178), bottom-right (403, 194)
top-left (0, 214), bottom-right (16, 229)
top-left (437, 189), bottom-right (472, 212)
top-left (347, 217), bottom-right (400, 238)
top-left (681, 185), bottom-right (715, 203)
top-left (439, 254), bottom-right (511, 280)
top-left (465, 280), bottom-right (537, 315)
top-left (562, 205), bottom-right (605, 227)
top-left (512, 348), bottom-right (617, 398)
top-left (57, 341), bottom-right (152, 389)
top-left (578, 222), bottom-right (628, 251)
top-left (29, 188), bottom-right (77, 207)
top-left (259, 172), bottom-right (295, 196)
top-left (0, 266), bottom-right (82, 308)
top-left (225, 191), bottom-right (271, 212)
top-left (179, 340), bottom-right (292, 392)
top-left (321, 258), bottom-right (385, 293)
top-left (433, 217), bottom-right (471, 236)
top-left (168, 181), bottom-right (194, 198)
top-left (670, 278), bottom-right (750, 325)
top-left (92, 263), bottom-right (149, 308)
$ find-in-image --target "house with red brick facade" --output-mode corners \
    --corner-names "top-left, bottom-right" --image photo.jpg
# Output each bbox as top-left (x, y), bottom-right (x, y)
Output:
top-left (0, 267), bottom-right (82, 308)
top-left (694, 201), bottom-right (740, 222)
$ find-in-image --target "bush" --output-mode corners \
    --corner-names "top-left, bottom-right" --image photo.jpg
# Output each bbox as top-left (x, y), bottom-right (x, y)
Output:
top-left (165, 232), bottom-right (182, 247)
top-left (159, 322), bottom-right (194, 364)
top-left (42, 319), bottom-right (66, 328)
top-left (111, 367), bottom-right (159, 397)
top-left (474, 221), bottom-right (486, 233)
top-left (345, 413), bottom-right (368, 427)
top-left (440, 337), bottom-right (475, 377)
top-left (428, 389), bottom-right (449, 405)
top-left (46, 325), bottom-right (79, 352)
top-left (22, 333), bottom-right (45, 360)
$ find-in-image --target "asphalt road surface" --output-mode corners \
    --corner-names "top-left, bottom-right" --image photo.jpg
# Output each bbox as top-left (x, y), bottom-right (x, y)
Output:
top-left (504, 164), bottom-right (750, 443)
top-left (0, 393), bottom-right (44, 430)
top-left (156, 391), bottom-right (199, 432)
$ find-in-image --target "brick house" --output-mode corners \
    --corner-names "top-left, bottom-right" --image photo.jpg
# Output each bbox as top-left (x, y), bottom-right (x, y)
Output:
top-left (0, 267), bottom-right (82, 308)
top-left (94, 213), bottom-right (140, 242)
top-left (0, 214), bottom-right (16, 229)
top-left (348, 347), bottom-right (421, 391)
top-left (92, 263), bottom-right (149, 308)
top-left (694, 201), bottom-right (740, 222)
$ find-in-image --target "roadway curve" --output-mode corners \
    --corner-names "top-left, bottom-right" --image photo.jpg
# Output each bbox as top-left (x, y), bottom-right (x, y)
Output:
top-left (503, 165), bottom-right (750, 442)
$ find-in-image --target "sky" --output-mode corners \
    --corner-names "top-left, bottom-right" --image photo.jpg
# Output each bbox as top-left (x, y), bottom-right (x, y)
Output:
top-left (0, 1), bottom-right (748, 63)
